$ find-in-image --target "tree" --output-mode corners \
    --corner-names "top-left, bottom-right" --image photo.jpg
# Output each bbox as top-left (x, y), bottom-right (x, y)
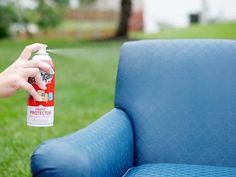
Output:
top-left (115, 0), bottom-right (132, 39)
top-left (36, 0), bottom-right (64, 32)
top-left (81, 0), bottom-right (132, 39)
top-left (0, 4), bottom-right (17, 38)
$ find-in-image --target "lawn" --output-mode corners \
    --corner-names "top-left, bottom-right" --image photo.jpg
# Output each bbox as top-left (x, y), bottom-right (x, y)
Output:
top-left (0, 39), bottom-right (122, 176)
top-left (131, 22), bottom-right (236, 39)
top-left (0, 21), bottom-right (235, 176)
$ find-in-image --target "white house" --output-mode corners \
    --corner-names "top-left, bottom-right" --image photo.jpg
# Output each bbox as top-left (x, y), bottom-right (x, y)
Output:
top-left (144, 0), bottom-right (236, 33)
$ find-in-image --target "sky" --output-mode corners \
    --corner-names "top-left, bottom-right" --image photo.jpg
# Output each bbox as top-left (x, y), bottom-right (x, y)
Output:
top-left (144, 0), bottom-right (236, 33)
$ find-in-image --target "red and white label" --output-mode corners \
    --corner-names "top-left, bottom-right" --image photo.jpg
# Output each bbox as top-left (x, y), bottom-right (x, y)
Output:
top-left (27, 59), bottom-right (55, 127)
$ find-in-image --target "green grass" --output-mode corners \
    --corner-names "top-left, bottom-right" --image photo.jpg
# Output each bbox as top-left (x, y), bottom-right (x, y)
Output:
top-left (0, 39), bottom-right (123, 176)
top-left (131, 22), bottom-right (236, 39)
top-left (0, 21), bottom-right (235, 176)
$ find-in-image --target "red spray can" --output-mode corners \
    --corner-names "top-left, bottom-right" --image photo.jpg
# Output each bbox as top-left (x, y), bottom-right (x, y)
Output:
top-left (27, 48), bottom-right (55, 127)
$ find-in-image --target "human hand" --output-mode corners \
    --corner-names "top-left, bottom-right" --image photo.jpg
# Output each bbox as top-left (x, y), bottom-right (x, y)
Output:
top-left (0, 43), bottom-right (53, 101)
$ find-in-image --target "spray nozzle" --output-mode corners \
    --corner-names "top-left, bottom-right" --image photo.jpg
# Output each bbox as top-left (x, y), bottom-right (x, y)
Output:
top-left (37, 46), bottom-right (48, 55)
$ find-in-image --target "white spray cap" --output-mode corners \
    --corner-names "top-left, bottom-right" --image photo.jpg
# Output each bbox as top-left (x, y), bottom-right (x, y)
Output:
top-left (37, 46), bottom-right (48, 55)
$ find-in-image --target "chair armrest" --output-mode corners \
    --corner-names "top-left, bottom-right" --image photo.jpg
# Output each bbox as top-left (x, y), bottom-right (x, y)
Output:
top-left (31, 108), bottom-right (133, 177)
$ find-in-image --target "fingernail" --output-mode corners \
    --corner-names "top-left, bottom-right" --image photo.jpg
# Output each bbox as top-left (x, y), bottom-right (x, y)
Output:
top-left (42, 81), bottom-right (47, 89)
top-left (37, 96), bottom-right (43, 102)
top-left (50, 68), bottom-right (55, 75)
top-left (39, 81), bottom-right (46, 90)
top-left (42, 85), bottom-right (47, 90)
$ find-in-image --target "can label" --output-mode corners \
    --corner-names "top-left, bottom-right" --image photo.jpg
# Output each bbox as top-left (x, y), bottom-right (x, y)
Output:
top-left (27, 59), bottom-right (55, 127)
top-left (27, 106), bottom-right (54, 126)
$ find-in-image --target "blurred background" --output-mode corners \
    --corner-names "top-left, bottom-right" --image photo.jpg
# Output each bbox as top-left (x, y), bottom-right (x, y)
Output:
top-left (0, 0), bottom-right (235, 176)
top-left (0, 0), bottom-right (236, 39)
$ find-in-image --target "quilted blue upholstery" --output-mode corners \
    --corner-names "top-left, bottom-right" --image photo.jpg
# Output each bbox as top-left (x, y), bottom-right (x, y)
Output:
top-left (31, 109), bottom-right (133, 177)
top-left (124, 163), bottom-right (236, 177)
top-left (115, 40), bottom-right (236, 166)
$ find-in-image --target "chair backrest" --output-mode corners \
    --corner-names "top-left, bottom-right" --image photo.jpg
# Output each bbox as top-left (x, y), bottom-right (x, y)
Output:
top-left (115, 40), bottom-right (236, 167)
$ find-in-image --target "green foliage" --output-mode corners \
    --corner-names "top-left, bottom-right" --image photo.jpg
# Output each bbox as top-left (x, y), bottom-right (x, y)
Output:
top-left (23, 9), bottom-right (39, 24)
top-left (36, 0), bottom-right (64, 31)
top-left (0, 4), bottom-right (17, 38)
top-left (56, 0), bottom-right (70, 6)
top-left (0, 1), bottom-right (66, 37)
top-left (80, 0), bottom-right (96, 5)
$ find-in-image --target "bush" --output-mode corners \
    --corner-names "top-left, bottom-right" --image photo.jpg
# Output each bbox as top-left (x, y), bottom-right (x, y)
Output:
top-left (0, 4), bottom-right (16, 38)
top-left (37, 0), bottom-right (64, 31)
top-left (0, 1), bottom-right (65, 38)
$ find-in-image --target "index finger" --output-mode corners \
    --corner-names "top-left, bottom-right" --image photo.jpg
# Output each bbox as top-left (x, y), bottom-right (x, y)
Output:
top-left (19, 43), bottom-right (47, 61)
top-left (22, 60), bottom-right (54, 74)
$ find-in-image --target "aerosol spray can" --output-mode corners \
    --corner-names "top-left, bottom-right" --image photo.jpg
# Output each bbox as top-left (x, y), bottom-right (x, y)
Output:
top-left (27, 47), bottom-right (55, 127)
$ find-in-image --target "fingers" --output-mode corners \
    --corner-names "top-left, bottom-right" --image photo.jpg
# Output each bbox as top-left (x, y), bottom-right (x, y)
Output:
top-left (19, 80), bottom-right (42, 102)
top-left (21, 60), bottom-right (54, 74)
top-left (33, 69), bottom-right (47, 90)
top-left (23, 68), bottom-right (46, 90)
top-left (19, 43), bottom-right (47, 61)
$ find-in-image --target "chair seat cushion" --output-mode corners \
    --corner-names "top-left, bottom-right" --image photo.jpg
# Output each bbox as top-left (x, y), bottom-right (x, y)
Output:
top-left (123, 163), bottom-right (236, 177)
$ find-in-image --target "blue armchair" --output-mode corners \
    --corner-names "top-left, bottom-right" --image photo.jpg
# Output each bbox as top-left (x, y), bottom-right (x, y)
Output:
top-left (31, 40), bottom-right (236, 177)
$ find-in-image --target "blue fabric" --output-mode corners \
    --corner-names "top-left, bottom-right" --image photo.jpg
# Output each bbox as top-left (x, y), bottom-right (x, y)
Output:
top-left (31, 108), bottom-right (133, 177)
top-left (115, 40), bottom-right (236, 166)
top-left (124, 163), bottom-right (236, 177)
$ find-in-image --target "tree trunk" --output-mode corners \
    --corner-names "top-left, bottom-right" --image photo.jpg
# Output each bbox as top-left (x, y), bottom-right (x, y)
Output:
top-left (115, 0), bottom-right (132, 38)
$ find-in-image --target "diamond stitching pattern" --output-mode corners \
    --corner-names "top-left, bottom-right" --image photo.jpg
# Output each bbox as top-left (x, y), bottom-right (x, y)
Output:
top-left (115, 40), bottom-right (236, 167)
